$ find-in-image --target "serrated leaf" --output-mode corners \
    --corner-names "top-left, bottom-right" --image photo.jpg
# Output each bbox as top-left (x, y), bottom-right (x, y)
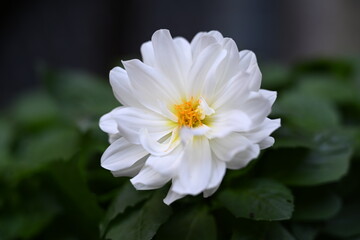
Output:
top-left (262, 131), bottom-right (352, 186)
top-left (105, 190), bottom-right (172, 240)
top-left (155, 206), bottom-right (217, 240)
top-left (218, 178), bottom-right (294, 221)
top-left (292, 188), bottom-right (342, 221)
top-left (100, 182), bottom-right (152, 236)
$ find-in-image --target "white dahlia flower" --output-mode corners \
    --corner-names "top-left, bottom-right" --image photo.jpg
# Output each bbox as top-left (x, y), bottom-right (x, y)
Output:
top-left (99, 29), bottom-right (280, 205)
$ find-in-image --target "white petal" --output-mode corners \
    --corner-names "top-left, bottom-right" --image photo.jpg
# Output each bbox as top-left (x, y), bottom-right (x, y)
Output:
top-left (243, 118), bottom-right (281, 143)
top-left (203, 186), bottom-right (220, 198)
top-left (208, 38), bottom-right (240, 90)
top-left (101, 137), bottom-right (148, 172)
top-left (191, 33), bottom-right (219, 60)
top-left (239, 50), bottom-right (257, 71)
top-left (211, 71), bottom-right (251, 111)
top-left (173, 37), bottom-right (192, 74)
top-left (146, 145), bottom-right (183, 177)
top-left (248, 64), bottom-right (262, 91)
top-left (226, 143), bottom-right (260, 170)
top-left (163, 189), bottom-right (185, 205)
top-left (112, 107), bottom-right (173, 144)
top-left (111, 156), bottom-right (147, 177)
top-left (259, 89), bottom-right (277, 106)
top-left (109, 67), bottom-right (141, 107)
top-left (210, 133), bottom-right (249, 161)
top-left (172, 136), bottom-right (212, 195)
top-left (239, 92), bottom-right (272, 126)
top-left (180, 125), bottom-right (211, 144)
top-left (130, 166), bottom-right (170, 190)
top-left (152, 29), bottom-right (191, 90)
top-left (239, 50), bottom-right (261, 91)
top-left (99, 108), bottom-right (121, 135)
top-left (109, 133), bottom-right (122, 144)
top-left (140, 41), bottom-right (156, 67)
top-left (259, 136), bottom-right (275, 149)
top-left (203, 156), bottom-right (226, 197)
top-left (187, 43), bottom-right (225, 97)
top-left (199, 97), bottom-right (215, 117)
top-left (203, 160), bottom-right (226, 197)
top-left (122, 59), bottom-right (181, 111)
top-left (207, 110), bottom-right (252, 139)
top-left (139, 128), bottom-right (179, 156)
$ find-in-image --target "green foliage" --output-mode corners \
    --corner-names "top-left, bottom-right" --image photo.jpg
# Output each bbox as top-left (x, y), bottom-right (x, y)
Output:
top-left (218, 178), bottom-right (294, 221)
top-left (1, 58), bottom-right (360, 240)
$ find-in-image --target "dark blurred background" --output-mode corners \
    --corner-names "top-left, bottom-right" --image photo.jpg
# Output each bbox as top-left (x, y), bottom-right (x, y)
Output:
top-left (1, 0), bottom-right (360, 106)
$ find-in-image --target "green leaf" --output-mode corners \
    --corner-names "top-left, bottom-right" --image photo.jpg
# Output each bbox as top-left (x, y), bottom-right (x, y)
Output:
top-left (323, 203), bottom-right (360, 238)
top-left (292, 188), bottom-right (342, 221)
top-left (290, 223), bottom-right (318, 240)
top-left (275, 92), bottom-right (340, 132)
top-left (49, 160), bottom-right (103, 225)
top-left (10, 90), bottom-right (59, 129)
top-left (296, 74), bottom-right (356, 104)
top-left (273, 127), bottom-right (313, 149)
top-left (7, 126), bottom-right (80, 183)
top-left (262, 131), bottom-right (352, 186)
top-left (231, 219), bottom-right (267, 240)
top-left (266, 223), bottom-right (296, 240)
top-left (261, 64), bottom-right (291, 89)
top-left (100, 182), bottom-right (152, 237)
top-left (218, 178), bottom-right (294, 221)
top-left (42, 68), bottom-right (118, 123)
top-left (0, 193), bottom-right (61, 240)
top-left (0, 118), bottom-right (13, 164)
top-left (105, 190), bottom-right (172, 240)
top-left (156, 206), bottom-right (217, 240)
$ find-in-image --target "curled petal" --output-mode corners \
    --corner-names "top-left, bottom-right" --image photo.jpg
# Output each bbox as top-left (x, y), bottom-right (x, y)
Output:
top-left (131, 166), bottom-right (171, 190)
top-left (111, 156), bottom-right (147, 177)
top-left (243, 118), bottom-right (281, 143)
top-left (226, 143), bottom-right (260, 170)
top-left (259, 136), bottom-right (275, 149)
top-left (110, 67), bottom-right (142, 107)
top-left (112, 107), bottom-right (173, 144)
top-left (146, 146), bottom-right (183, 177)
top-left (99, 108), bottom-right (122, 135)
top-left (207, 110), bottom-right (252, 138)
top-left (101, 138), bottom-right (148, 174)
top-left (163, 189), bottom-right (186, 205)
top-left (139, 128), bottom-right (179, 156)
top-left (210, 133), bottom-right (249, 161)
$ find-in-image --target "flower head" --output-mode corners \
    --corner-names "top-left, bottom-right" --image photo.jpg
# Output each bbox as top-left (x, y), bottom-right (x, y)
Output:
top-left (99, 29), bottom-right (280, 204)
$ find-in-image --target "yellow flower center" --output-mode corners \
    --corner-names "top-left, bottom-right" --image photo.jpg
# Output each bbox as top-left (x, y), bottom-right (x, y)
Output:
top-left (174, 97), bottom-right (203, 128)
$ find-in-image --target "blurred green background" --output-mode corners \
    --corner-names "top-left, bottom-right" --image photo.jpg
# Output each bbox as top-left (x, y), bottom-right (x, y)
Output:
top-left (1, 1), bottom-right (360, 239)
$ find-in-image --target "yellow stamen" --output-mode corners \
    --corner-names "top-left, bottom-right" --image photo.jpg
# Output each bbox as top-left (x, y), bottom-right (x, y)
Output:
top-left (174, 97), bottom-right (203, 128)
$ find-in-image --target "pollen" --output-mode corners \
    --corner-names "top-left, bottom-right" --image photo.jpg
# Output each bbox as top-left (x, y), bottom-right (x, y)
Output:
top-left (174, 97), bottom-right (203, 128)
